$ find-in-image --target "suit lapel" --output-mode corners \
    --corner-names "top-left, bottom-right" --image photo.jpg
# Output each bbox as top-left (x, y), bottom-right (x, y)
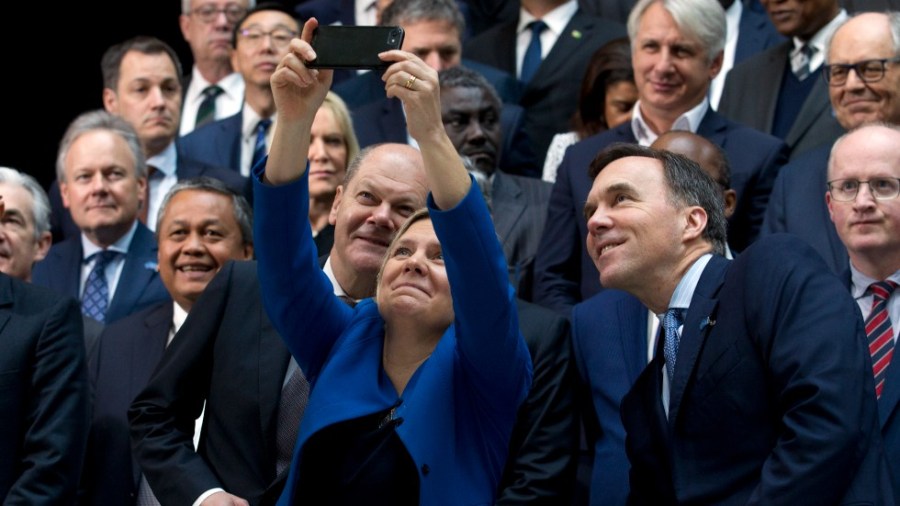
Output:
top-left (760, 43), bottom-right (790, 132)
top-left (668, 256), bottom-right (729, 423)
top-left (107, 224), bottom-right (159, 322)
top-left (696, 110), bottom-right (729, 148)
top-left (492, 22), bottom-right (519, 73)
top-left (490, 173), bottom-right (525, 250)
top-left (784, 77), bottom-right (832, 148)
top-left (527, 13), bottom-right (592, 87)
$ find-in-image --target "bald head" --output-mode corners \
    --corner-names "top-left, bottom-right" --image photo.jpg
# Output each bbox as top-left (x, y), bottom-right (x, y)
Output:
top-left (651, 130), bottom-right (737, 218)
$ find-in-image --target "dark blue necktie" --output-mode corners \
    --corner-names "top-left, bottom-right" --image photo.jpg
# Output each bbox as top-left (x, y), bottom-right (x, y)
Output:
top-left (663, 308), bottom-right (685, 386)
top-left (82, 250), bottom-right (120, 323)
top-left (195, 85), bottom-right (224, 128)
top-left (520, 20), bottom-right (547, 84)
top-left (251, 118), bottom-right (273, 170)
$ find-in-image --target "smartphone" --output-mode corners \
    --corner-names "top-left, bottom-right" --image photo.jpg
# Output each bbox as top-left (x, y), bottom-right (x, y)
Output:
top-left (308, 26), bottom-right (405, 70)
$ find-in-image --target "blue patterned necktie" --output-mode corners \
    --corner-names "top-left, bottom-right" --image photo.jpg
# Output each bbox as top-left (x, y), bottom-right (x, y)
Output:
top-left (251, 118), bottom-right (273, 170)
top-left (520, 20), bottom-right (547, 84)
top-left (663, 308), bottom-right (685, 386)
top-left (195, 85), bottom-right (224, 128)
top-left (81, 250), bottom-right (120, 323)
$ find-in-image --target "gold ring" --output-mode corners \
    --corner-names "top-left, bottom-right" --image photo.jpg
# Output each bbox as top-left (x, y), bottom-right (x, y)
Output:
top-left (404, 75), bottom-right (417, 90)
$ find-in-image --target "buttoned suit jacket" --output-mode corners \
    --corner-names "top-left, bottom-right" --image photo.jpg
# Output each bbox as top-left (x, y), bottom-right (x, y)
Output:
top-left (571, 289), bottom-right (647, 506)
top-left (129, 260), bottom-right (292, 506)
top-left (532, 110), bottom-right (788, 314)
top-left (718, 40), bottom-right (845, 160)
top-left (621, 236), bottom-right (894, 505)
top-left (48, 143), bottom-right (250, 243)
top-left (761, 144), bottom-right (848, 275)
top-left (80, 302), bottom-right (171, 505)
top-left (462, 11), bottom-right (627, 165)
top-left (351, 95), bottom-right (541, 177)
top-left (0, 274), bottom-right (89, 505)
top-left (31, 222), bottom-right (170, 325)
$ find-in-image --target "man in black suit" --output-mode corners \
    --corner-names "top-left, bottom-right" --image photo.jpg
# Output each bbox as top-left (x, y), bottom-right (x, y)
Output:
top-left (33, 111), bottom-right (171, 326)
top-left (762, 11), bottom-right (900, 274)
top-left (0, 190), bottom-right (89, 506)
top-left (81, 178), bottom-right (253, 505)
top-left (463, 0), bottom-right (627, 165)
top-left (439, 66), bottom-right (578, 503)
top-left (585, 142), bottom-right (893, 504)
top-left (533, 0), bottom-right (788, 314)
top-left (718, 0), bottom-right (847, 159)
top-left (49, 36), bottom-right (248, 243)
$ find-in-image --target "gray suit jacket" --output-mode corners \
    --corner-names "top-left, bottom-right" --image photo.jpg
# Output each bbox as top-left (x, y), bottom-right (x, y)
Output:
top-left (718, 40), bottom-right (845, 160)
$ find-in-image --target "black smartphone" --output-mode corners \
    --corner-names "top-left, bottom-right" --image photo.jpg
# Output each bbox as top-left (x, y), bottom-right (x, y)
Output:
top-left (308, 26), bottom-right (405, 69)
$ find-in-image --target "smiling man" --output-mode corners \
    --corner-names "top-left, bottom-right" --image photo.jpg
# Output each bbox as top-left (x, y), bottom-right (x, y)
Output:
top-left (583, 142), bottom-right (893, 504)
top-left (33, 110), bottom-right (170, 325)
top-left (81, 177), bottom-right (252, 505)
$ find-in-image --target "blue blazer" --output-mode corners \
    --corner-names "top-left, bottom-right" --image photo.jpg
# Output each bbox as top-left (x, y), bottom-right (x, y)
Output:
top-left (622, 236), bottom-right (894, 504)
top-left (351, 95), bottom-right (540, 177)
top-left (532, 109), bottom-right (788, 314)
top-left (254, 169), bottom-right (532, 505)
top-left (733, 4), bottom-right (786, 64)
top-left (571, 289), bottom-right (647, 506)
top-left (80, 302), bottom-right (170, 505)
top-left (762, 144), bottom-right (848, 275)
top-left (32, 222), bottom-right (171, 324)
top-left (178, 111), bottom-right (244, 174)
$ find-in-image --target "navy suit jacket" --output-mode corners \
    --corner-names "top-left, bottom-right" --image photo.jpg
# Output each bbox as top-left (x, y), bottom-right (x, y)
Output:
top-left (0, 274), bottom-right (89, 505)
top-left (533, 109), bottom-right (788, 314)
top-left (32, 222), bottom-right (171, 325)
top-left (761, 144), bottom-right (848, 274)
top-left (733, 4), bottom-right (785, 64)
top-left (352, 95), bottom-right (540, 177)
top-left (48, 144), bottom-right (249, 243)
top-left (463, 11), bottom-right (627, 166)
top-left (80, 302), bottom-right (171, 505)
top-left (571, 289), bottom-right (647, 506)
top-left (622, 237), bottom-right (894, 505)
top-left (178, 111), bottom-right (244, 174)
top-left (718, 40), bottom-right (845, 160)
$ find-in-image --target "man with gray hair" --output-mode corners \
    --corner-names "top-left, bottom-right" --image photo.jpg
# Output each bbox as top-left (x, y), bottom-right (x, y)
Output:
top-left (533, 0), bottom-right (788, 315)
top-left (584, 143), bottom-right (892, 504)
top-left (33, 110), bottom-right (170, 325)
top-left (0, 167), bottom-right (52, 282)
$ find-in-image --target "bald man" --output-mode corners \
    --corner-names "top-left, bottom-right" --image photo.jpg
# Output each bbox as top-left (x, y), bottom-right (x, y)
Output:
top-left (570, 135), bottom-right (738, 505)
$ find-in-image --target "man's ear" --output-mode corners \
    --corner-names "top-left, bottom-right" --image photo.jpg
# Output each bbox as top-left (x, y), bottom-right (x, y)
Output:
top-left (722, 189), bottom-right (737, 218)
top-left (329, 185), bottom-right (344, 226)
top-left (102, 88), bottom-right (118, 114)
top-left (33, 232), bottom-right (52, 263)
top-left (826, 192), bottom-right (835, 223)
top-left (683, 205), bottom-right (708, 242)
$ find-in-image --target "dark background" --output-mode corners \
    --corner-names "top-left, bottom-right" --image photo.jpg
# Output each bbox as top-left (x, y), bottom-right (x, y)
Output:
top-left (1, 2), bottom-right (192, 191)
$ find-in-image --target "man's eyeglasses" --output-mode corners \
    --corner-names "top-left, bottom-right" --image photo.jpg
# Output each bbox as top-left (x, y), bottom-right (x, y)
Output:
top-left (238, 28), bottom-right (298, 49)
top-left (823, 57), bottom-right (900, 86)
top-left (827, 178), bottom-right (900, 201)
top-left (189, 4), bottom-right (247, 24)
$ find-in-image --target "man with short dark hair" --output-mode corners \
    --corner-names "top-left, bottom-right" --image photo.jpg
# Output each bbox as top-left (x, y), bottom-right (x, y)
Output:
top-left (583, 142), bottom-right (892, 504)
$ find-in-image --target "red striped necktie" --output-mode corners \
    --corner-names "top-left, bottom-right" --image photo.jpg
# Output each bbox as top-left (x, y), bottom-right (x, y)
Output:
top-left (867, 280), bottom-right (898, 398)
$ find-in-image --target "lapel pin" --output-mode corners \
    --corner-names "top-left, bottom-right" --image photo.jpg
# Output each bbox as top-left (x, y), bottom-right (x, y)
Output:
top-left (144, 261), bottom-right (158, 271)
top-left (700, 317), bottom-right (716, 330)
top-left (571, 29), bottom-right (582, 39)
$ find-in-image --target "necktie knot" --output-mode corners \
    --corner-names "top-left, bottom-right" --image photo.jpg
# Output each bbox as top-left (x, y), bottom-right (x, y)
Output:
top-left (195, 85), bottom-right (225, 128)
top-left (82, 250), bottom-right (121, 323)
top-left (202, 84), bottom-right (224, 99)
top-left (89, 249), bottom-right (120, 267)
top-left (257, 118), bottom-right (272, 134)
top-left (663, 308), bottom-right (685, 384)
top-left (521, 20), bottom-right (548, 84)
top-left (871, 280), bottom-right (899, 302)
top-left (791, 44), bottom-right (816, 80)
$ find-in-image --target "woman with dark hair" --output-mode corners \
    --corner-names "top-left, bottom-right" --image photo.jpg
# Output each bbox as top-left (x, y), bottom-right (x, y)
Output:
top-left (542, 37), bottom-right (637, 182)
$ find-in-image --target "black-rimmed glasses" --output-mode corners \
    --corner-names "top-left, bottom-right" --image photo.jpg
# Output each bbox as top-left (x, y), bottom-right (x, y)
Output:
top-left (823, 57), bottom-right (900, 86)
top-left (189, 4), bottom-right (247, 24)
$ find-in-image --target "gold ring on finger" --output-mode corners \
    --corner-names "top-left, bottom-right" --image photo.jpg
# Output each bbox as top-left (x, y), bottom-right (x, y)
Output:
top-left (404, 75), bottom-right (417, 90)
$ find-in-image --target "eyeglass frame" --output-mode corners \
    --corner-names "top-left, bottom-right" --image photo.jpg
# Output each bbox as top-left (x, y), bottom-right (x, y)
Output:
top-left (188, 4), bottom-right (248, 24)
top-left (236, 27), bottom-right (298, 49)
top-left (822, 56), bottom-right (900, 86)
top-left (826, 177), bottom-right (900, 201)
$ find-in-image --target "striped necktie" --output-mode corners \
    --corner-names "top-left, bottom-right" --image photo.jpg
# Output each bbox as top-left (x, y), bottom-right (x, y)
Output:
top-left (195, 85), bottom-right (224, 128)
top-left (251, 118), bottom-right (272, 170)
top-left (868, 280), bottom-right (898, 398)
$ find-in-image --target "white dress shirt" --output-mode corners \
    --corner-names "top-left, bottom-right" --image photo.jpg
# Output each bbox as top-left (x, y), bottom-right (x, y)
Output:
top-left (515, 0), bottom-right (578, 79)
top-left (631, 98), bottom-right (710, 146)
top-left (240, 104), bottom-right (276, 177)
top-left (145, 142), bottom-right (179, 231)
top-left (709, 0), bottom-right (742, 109)
top-left (180, 67), bottom-right (245, 136)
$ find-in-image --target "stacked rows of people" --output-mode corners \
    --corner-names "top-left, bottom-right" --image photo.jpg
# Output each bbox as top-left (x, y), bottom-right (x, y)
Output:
top-left (2, 0), bottom-right (900, 504)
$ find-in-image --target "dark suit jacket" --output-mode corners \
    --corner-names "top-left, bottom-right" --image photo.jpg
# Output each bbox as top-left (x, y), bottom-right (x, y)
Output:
top-left (80, 302), bottom-right (171, 505)
top-left (718, 40), bottom-right (845, 160)
top-left (48, 144), bottom-right (249, 243)
top-left (0, 274), bottom-right (89, 504)
top-left (32, 222), bottom-right (171, 325)
top-left (177, 111), bottom-right (244, 174)
top-left (492, 172), bottom-right (552, 301)
top-left (571, 289), bottom-right (647, 506)
top-left (463, 11), bottom-right (627, 166)
top-left (533, 109), bottom-right (788, 314)
top-left (129, 260), bottom-right (291, 506)
top-left (761, 144), bottom-right (848, 275)
top-left (352, 95), bottom-right (540, 177)
top-left (733, 3), bottom-right (786, 64)
top-left (621, 237), bottom-right (894, 505)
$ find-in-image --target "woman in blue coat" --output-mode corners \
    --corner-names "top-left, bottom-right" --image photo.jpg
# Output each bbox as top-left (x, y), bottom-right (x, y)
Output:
top-left (253, 18), bottom-right (533, 505)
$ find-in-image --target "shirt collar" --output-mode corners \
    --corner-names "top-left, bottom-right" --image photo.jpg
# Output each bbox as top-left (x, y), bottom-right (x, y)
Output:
top-left (241, 102), bottom-right (275, 139)
top-left (793, 9), bottom-right (848, 70)
top-left (323, 256), bottom-right (358, 300)
top-left (172, 301), bottom-right (189, 334)
top-left (146, 141), bottom-right (178, 177)
top-left (81, 220), bottom-right (138, 260)
top-left (631, 98), bottom-right (710, 146)
top-left (517, 0), bottom-right (577, 35)
top-left (664, 253), bottom-right (714, 314)
top-left (188, 67), bottom-right (244, 106)
top-left (850, 262), bottom-right (900, 299)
